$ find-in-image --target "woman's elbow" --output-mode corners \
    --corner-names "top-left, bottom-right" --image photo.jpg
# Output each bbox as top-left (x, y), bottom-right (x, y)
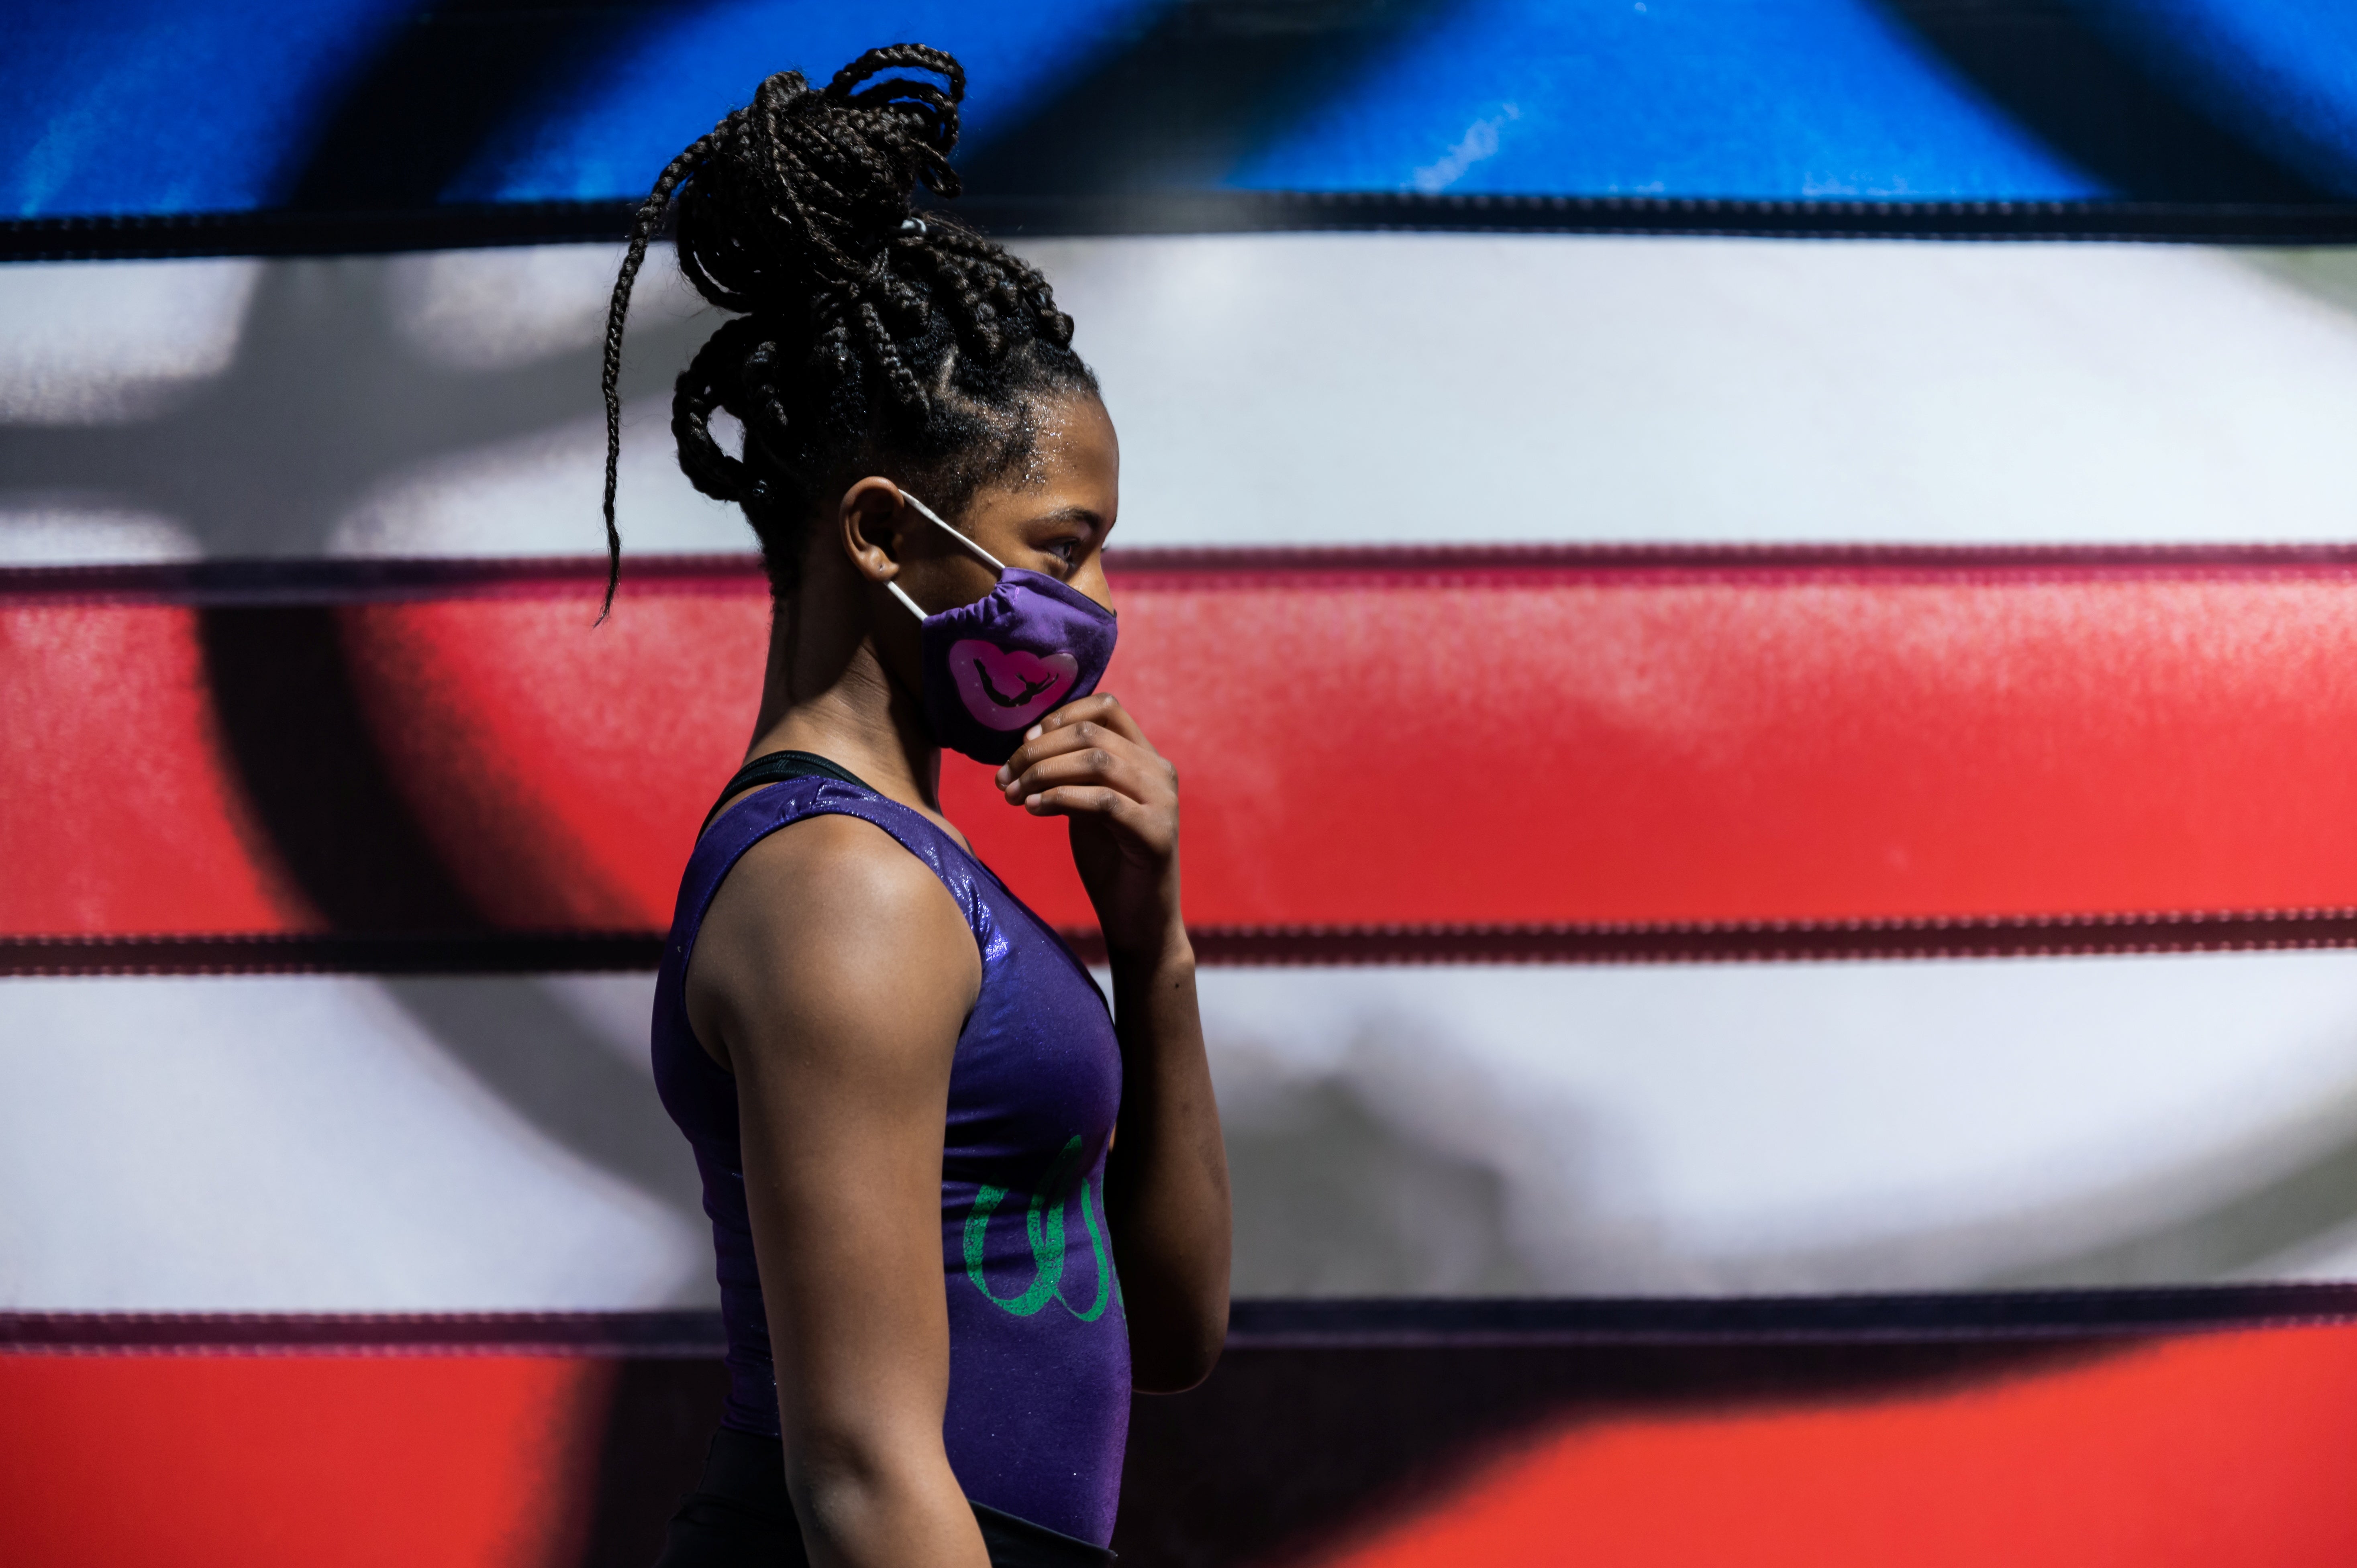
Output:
top-left (1130, 1295), bottom-right (1228, 1394)
top-left (784, 1425), bottom-right (972, 1559)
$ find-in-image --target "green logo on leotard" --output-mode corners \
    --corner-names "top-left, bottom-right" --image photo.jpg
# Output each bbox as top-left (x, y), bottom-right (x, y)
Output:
top-left (962, 1136), bottom-right (1118, 1322)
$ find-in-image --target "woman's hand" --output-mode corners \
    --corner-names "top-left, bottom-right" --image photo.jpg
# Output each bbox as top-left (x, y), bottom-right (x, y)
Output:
top-left (993, 693), bottom-right (1180, 960)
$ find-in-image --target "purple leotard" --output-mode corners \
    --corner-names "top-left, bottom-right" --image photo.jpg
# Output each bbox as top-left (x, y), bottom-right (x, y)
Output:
top-left (651, 771), bottom-right (1130, 1546)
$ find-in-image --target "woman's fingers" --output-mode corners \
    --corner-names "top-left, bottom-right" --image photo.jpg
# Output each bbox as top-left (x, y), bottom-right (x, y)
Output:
top-left (990, 695), bottom-right (1154, 789)
top-left (1002, 741), bottom-right (1163, 807)
top-left (1021, 783), bottom-right (1175, 859)
top-left (991, 694), bottom-right (1180, 866)
top-left (1037, 692), bottom-right (1149, 749)
top-left (996, 710), bottom-right (1172, 800)
top-left (1020, 784), bottom-right (1148, 825)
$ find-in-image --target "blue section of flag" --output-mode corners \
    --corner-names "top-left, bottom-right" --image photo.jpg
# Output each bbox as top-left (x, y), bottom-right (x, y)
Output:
top-left (1233, 0), bottom-right (2102, 198)
top-left (2085, 0), bottom-right (2357, 196)
top-left (447, 0), bottom-right (1160, 204)
top-left (0, 0), bottom-right (408, 218)
top-left (8, 0), bottom-right (2357, 218)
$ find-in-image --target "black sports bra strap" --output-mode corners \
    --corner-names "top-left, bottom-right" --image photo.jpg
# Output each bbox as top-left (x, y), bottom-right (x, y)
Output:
top-left (700, 750), bottom-right (879, 834)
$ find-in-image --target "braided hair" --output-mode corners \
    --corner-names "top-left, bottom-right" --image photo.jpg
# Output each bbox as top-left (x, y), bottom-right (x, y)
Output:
top-left (600, 44), bottom-right (1097, 616)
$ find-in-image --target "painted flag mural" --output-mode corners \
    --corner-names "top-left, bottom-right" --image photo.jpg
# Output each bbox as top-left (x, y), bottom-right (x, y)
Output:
top-left (11, 2), bottom-right (2357, 1563)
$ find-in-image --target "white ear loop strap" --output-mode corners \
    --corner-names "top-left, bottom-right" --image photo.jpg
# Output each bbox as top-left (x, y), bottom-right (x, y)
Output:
top-left (886, 487), bottom-right (1008, 620)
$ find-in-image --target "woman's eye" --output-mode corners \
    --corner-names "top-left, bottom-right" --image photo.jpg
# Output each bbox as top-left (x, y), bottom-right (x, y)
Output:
top-left (1047, 539), bottom-right (1080, 566)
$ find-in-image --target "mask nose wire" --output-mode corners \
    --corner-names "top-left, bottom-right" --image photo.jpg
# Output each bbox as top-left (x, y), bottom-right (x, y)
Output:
top-left (884, 486), bottom-right (1009, 621)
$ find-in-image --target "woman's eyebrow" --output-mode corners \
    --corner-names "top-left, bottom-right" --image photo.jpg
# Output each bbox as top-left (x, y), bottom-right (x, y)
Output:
top-left (1029, 505), bottom-right (1105, 532)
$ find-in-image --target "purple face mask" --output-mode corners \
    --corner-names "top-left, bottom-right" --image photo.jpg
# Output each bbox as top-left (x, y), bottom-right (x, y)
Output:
top-left (885, 489), bottom-right (1118, 766)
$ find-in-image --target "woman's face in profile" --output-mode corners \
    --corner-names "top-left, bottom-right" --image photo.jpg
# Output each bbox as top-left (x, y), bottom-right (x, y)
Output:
top-left (955, 390), bottom-right (1120, 614)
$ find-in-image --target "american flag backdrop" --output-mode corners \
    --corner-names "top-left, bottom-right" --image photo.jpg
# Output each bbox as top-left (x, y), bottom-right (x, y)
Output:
top-left (10, 3), bottom-right (2357, 1564)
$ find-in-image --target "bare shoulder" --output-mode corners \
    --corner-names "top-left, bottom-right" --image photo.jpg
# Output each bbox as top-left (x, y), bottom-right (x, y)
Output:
top-left (722, 812), bottom-right (959, 932)
top-left (687, 812), bottom-right (981, 1074)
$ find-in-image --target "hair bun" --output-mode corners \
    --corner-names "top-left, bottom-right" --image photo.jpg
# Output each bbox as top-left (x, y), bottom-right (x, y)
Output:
top-left (601, 44), bottom-right (1090, 622)
top-left (671, 45), bottom-right (966, 316)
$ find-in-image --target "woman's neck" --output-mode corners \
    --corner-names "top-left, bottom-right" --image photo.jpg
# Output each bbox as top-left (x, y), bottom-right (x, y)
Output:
top-left (741, 585), bottom-right (949, 823)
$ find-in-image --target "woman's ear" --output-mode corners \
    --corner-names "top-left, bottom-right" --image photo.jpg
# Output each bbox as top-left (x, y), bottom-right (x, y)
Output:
top-left (837, 476), bottom-right (907, 585)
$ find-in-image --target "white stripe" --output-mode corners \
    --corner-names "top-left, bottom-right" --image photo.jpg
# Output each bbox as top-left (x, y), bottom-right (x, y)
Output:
top-left (0, 247), bottom-right (745, 565)
top-left (1194, 953), bottom-right (2357, 1295)
top-left (11, 953), bottom-right (2357, 1308)
top-left (10, 239), bottom-right (2357, 564)
top-left (0, 257), bottom-right (261, 426)
top-left (1046, 235), bottom-right (2357, 549)
top-left (0, 973), bottom-right (706, 1311)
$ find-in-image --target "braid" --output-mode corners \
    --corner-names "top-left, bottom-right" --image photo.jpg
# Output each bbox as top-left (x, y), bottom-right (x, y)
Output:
top-left (832, 43), bottom-right (966, 109)
top-left (860, 300), bottom-right (926, 410)
top-left (601, 44), bottom-right (1098, 605)
top-left (600, 122), bottom-right (736, 620)
top-left (671, 316), bottom-right (763, 504)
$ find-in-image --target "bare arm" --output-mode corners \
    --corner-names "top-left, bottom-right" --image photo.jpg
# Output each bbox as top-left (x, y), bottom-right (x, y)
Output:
top-left (686, 814), bottom-right (989, 1568)
top-left (996, 693), bottom-right (1232, 1391)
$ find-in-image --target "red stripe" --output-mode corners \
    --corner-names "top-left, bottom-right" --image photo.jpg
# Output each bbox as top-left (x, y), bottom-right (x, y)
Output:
top-left (14, 550), bottom-right (2357, 946)
top-left (1318, 1325), bottom-right (2357, 1568)
top-left (0, 1354), bottom-right (610, 1568)
top-left (7, 1325), bottom-right (2357, 1566)
top-left (0, 601), bottom-right (308, 934)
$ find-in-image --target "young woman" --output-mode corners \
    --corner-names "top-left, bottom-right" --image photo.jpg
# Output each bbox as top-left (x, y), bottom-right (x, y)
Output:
top-left (599, 44), bottom-right (1231, 1568)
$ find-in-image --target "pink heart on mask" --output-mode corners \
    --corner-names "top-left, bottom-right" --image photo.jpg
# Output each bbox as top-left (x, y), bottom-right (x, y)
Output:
top-left (948, 640), bottom-right (1080, 730)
